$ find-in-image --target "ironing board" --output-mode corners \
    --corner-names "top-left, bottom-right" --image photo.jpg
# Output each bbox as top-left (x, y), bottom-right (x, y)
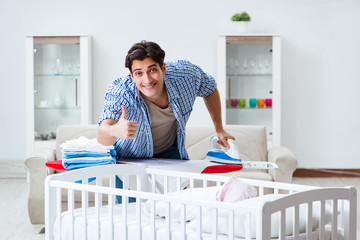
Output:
top-left (118, 158), bottom-right (278, 171)
top-left (118, 159), bottom-right (278, 194)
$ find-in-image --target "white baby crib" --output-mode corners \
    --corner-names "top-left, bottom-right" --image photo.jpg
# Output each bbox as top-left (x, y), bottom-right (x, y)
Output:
top-left (45, 164), bottom-right (357, 240)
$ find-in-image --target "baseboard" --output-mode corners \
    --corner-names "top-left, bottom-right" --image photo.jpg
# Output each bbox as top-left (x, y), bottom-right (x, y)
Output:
top-left (0, 160), bottom-right (27, 179)
top-left (294, 168), bottom-right (360, 178)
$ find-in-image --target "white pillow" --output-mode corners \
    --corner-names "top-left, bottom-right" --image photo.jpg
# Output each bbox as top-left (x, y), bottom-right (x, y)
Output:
top-left (187, 194), bottom-right (335, 238)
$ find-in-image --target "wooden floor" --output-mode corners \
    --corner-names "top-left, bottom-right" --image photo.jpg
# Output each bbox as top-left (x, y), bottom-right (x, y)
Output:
top-left (1, 165), bottom-right (359, 239)
top-left (0, 178), bottom-right (44, 240)
top-left (0, 160), bottom-right (27, 179)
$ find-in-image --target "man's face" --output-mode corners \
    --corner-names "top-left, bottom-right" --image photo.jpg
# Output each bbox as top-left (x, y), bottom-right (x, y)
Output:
top-left (131, 58), bottom-right (167, 102)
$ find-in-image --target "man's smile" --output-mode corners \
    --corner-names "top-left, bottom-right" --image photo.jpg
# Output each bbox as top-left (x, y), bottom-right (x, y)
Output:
top-left (143, 83), bottom-right (156, 89)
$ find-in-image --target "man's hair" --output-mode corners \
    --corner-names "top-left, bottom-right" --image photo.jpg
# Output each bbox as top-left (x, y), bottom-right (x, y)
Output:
top-left (125, 41), bottom-right (165, 73)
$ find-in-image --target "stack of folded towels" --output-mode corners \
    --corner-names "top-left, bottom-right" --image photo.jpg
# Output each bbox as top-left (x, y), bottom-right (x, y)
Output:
top-left (61, 136), bottom-right (116, 170)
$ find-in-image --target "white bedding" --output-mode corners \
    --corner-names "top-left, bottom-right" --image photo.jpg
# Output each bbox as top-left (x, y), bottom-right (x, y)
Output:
top-left (53, 203), bottom-right (344, 240)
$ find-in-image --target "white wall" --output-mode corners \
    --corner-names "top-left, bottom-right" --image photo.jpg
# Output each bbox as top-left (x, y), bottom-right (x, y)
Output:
top-left (0, 0), bottom-right (359, 168)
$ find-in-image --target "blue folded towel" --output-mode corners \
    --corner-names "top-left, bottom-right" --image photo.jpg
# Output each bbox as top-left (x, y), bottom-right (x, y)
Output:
top-left (62, 157), bottom-right (116, 170)
top-left (62, 149), bottom-right (116, 159)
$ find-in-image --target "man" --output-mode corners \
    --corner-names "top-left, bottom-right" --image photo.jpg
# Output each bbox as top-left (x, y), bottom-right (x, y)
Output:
top-left (98, 40), bottom-right (234, 160)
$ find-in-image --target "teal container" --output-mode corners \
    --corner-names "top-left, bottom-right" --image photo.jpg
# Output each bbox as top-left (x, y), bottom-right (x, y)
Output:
top-left (249, 98), bottom-right (257, 108)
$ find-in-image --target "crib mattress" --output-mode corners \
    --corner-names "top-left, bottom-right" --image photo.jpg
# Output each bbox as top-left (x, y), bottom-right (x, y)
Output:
top-left (53, 203), bottom-right (344, 240)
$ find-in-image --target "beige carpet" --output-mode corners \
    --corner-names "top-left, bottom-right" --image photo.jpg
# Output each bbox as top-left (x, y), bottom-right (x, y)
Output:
top-left (0, 178), bottom-right (44, 240)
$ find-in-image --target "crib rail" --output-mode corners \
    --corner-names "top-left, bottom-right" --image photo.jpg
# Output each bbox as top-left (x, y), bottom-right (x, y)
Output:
top-left (45, 164), bottom-right (357, 240)
top-left (147, 168), bottom-right (357, 240)
top-left (46, 177), bottom-right (257, 239)
top-left (45, 164), bottom-right (148, 240)
top-left (258, 187), bottom-right (357, 240)
top-left (146, 168), bottom-right (318, 194)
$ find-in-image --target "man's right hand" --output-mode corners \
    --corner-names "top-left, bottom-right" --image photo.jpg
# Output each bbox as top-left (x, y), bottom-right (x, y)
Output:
top-left (97, 106), bottom-right (138, 146)
top-left (114, 106), bottom-right (138, 139)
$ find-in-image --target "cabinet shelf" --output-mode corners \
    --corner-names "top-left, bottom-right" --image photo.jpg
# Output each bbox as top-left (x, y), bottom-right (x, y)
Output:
top-left (226, 107), bottom-right (272, 110)
top-left (35, 139), bottom-right (56, 143)
top-left (34, 106), bottom-right (81, 110)
top-left (35, 74), bottom-right (80, 77)
top-left (227, 74), bottom-right (272, 77)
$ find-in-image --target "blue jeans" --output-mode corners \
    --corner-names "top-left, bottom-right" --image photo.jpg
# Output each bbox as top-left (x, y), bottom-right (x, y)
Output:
top-left (116, 137), bottom-right (181, 203)
top-left (115, 176), bottom-right (135, 203)
top-left (153, 137), bottom-right (181, 159)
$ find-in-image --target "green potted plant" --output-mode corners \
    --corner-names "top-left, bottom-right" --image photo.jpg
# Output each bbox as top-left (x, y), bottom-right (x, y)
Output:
top-left (231, 12), bottom-right (251, 33)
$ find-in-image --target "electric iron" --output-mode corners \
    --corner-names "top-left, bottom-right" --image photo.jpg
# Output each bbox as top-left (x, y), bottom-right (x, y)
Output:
top-left (206, 136), bottom-right (242, 164)
top-left (206, 136), bottom-right (279, 169)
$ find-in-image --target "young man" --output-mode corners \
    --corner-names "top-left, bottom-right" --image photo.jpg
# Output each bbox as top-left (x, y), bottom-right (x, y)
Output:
top-left (98, 41), bottom-right (234, 160)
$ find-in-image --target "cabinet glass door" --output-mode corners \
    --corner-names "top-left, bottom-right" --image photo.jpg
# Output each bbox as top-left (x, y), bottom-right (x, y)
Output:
top-left (33, 37), bottom-right (81, 141)
top-left (226, 39), bottom-right (273, 141)
top-left (217, 35), bottom-right (281, 146)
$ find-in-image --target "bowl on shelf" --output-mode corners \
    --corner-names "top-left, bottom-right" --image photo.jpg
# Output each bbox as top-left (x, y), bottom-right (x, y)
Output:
top-left (40, 134), bottom-right (49, 141)
top-left (50, 132), bottom-right (56, 139)
top-left (38, 101), bottom-right (48, 108)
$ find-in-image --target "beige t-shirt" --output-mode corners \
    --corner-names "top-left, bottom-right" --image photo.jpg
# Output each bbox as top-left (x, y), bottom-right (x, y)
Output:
top-left (144, 97), bottom-right (177, 154)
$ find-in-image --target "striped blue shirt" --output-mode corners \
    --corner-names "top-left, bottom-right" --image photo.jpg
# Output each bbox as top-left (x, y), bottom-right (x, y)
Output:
top-left (99, 60), bottom-right (217, 160)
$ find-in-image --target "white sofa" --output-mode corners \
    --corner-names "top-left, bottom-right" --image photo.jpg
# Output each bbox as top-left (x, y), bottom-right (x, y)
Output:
top-left (24, 124), bottom-right (297, 224)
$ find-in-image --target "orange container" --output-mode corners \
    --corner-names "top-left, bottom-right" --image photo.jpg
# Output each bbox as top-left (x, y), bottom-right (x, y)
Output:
top-left (257, 99), bottom-right (265, 108)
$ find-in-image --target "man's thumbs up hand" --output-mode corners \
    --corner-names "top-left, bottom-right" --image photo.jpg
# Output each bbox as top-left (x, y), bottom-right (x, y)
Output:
top-left (114, 105), bottom-right (138, 139)
top-left (120, 105), bottom-right (127, 120)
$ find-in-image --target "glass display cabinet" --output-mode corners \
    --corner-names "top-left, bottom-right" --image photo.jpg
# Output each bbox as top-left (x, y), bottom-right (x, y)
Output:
top-left (25, 35), bottom-right (92, 154)
top-left (217, 34), bottom-right (281, 146)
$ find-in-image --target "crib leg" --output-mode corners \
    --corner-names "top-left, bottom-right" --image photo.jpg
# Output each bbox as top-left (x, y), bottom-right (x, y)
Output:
top-left (344, 187), bottom-right (357, 240)
top-left (45, 177), bottom-right (57, 240)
